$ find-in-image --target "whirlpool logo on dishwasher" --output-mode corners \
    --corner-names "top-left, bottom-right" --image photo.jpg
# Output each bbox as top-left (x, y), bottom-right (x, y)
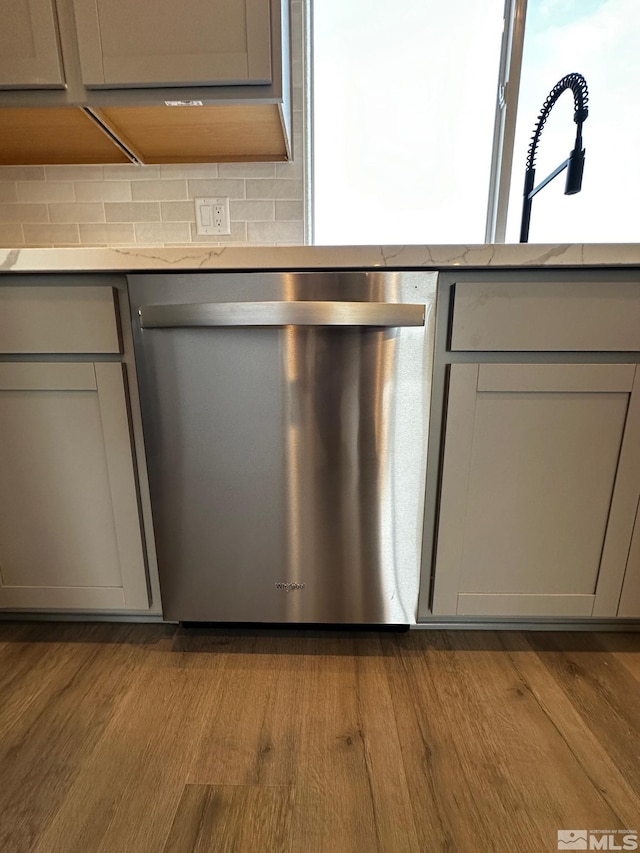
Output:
top-left (275, 582), bottom-right (305, 592)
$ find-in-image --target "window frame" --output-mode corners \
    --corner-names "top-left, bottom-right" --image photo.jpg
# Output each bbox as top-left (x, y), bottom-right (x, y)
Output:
top-left (485, 0), bottom-right (528, 243)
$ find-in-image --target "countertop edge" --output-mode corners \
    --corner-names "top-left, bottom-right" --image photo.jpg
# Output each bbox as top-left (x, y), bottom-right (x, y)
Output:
top-left (2, 243), bottom-right (640, 273)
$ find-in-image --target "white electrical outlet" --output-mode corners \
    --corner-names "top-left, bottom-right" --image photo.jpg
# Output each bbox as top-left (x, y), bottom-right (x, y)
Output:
top-left (195, 197), bottom-right (231, 236)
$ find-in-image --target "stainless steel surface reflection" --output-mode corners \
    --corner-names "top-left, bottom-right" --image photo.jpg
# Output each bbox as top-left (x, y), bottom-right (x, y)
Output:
top-left (128, 271), bottom-right (437, 625)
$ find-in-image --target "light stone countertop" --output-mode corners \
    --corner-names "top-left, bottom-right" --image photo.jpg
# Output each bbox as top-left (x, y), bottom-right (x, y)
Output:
top-left (1, 243), bottom-right (640, 273)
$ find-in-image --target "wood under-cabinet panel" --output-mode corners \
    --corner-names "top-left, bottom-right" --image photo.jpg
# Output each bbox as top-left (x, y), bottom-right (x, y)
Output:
top-left (0, 107), bottom-right (131, 164)
top-left (94, 104), bottom-right (289, 163)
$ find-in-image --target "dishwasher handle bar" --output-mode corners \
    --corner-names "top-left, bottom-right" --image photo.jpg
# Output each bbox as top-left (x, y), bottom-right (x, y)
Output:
top-left (138, 300), bottom-right (425, 329)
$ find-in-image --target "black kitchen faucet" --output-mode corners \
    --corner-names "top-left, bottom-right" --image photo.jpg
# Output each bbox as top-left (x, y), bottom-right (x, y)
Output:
top-left (520, 72), bottom-right (589, 243)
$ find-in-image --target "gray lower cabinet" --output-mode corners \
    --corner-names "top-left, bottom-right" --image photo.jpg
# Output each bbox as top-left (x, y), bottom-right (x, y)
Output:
top-left (618, 501), bottom-right (640, 617)
top-left (0, 0), bottom-right (65, 89)
top-left (431, 362), bottom-right (640, 618)
top-left (0, 361), bottom-right (149, 611)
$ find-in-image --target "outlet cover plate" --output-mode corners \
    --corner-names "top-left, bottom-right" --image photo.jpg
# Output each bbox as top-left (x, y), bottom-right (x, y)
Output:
top-left (195, 197), bottom-right (231, 236)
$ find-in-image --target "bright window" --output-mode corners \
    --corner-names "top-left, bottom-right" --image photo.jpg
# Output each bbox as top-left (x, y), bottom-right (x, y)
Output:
top-left (312, 0), bottom-right (504, 244)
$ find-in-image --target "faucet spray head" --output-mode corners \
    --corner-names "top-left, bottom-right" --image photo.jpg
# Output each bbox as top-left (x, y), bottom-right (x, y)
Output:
top-left (565, 146), bottom-right (585, 195)
top-left (565, 100), bottom-right (589, 196)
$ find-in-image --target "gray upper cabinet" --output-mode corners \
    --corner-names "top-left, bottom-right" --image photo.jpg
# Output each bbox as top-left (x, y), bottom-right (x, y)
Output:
top-left (73, 0), bottom-right (272, 88)
top-left (0, 0), bottom-right (65, 89)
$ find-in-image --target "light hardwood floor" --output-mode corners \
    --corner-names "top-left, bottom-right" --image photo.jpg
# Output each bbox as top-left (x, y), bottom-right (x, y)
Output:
top-left (0, 623), bottom-right (638, 852)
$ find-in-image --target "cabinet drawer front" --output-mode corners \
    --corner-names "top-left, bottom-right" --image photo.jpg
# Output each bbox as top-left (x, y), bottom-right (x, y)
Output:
top-left (451, 281), bottom-right (640, 351)
top-left (0, 286), bottom-right (121, 354)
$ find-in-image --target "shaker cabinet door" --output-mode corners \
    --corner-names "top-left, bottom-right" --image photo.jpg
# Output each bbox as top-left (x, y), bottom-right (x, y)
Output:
top-left (0, 362), bottom-right (149, 611)
top-left (73, 0), bottom-right (272, 88)
top-left (431, 363), bottom-right (640, 618)
top-left (618, 500), bottom-right (640, 617)
top-left (0, 0), bottom-right (65, 89)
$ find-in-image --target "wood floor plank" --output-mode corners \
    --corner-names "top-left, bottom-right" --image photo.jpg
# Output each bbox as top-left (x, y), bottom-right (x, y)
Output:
top-left (1, 623), bottom-right (638, 853)
top-left (522, 632), bottom-right (640, 799)
top-left (31, 628), bottom-right (226, 853)
top-left (290, 633), bottom-right (420, 853)
top-left (499, 632), bottom-right (640, 827)
top-left (382, 631), bottom-right (629, 853)
top-left (0, 622), bottom-right (148, 853)
top-left (596, 632), bottom-right (640, 681)
top-left (187, 630), bottom-right (305, 787)
top-left (383, 630), bottom-right (526, 851)
top-left (162, 784), bottom-right (295, 853)
top-left (0, 622), bottom-right (97, 740)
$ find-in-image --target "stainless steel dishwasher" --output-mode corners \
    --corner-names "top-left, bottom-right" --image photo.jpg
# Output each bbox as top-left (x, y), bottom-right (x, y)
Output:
top-left (128, 271), bottom-right (436, 625)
